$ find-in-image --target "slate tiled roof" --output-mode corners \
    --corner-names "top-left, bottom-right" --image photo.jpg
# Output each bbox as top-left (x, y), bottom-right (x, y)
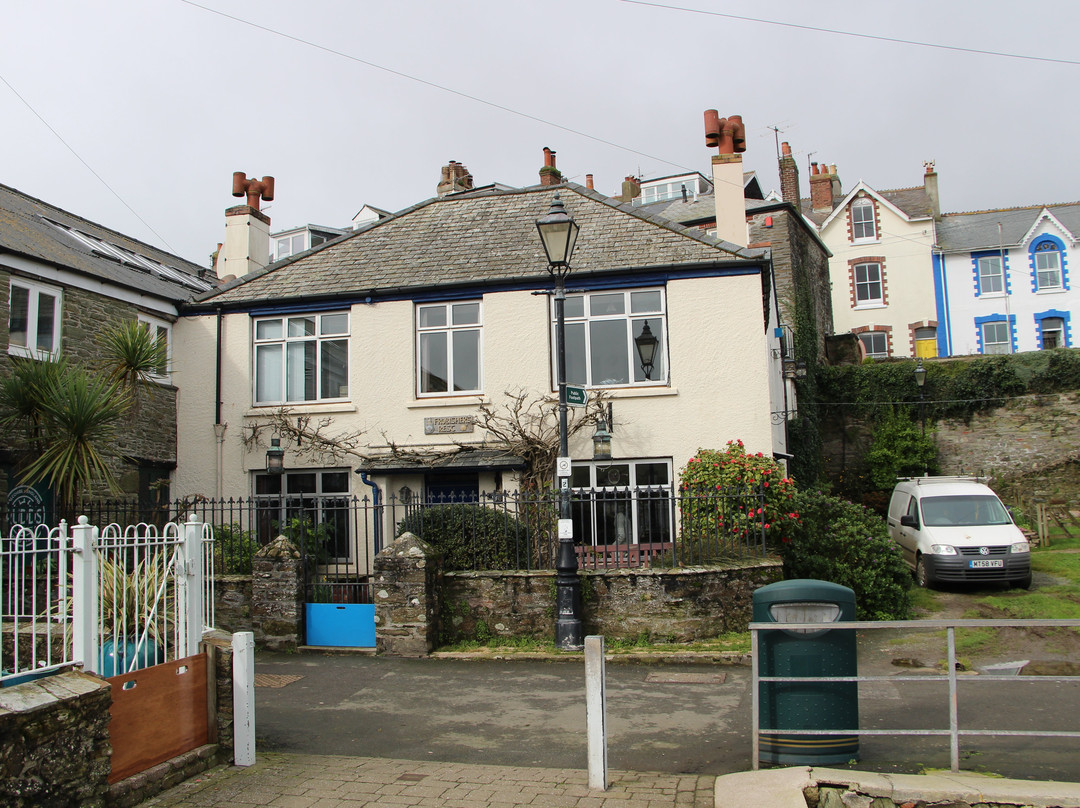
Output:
top-left (359, 448), bottom-right (527, 473)
top-left (198, 184), bottom-right (764, 308)
top-left (0, 183), bottom-right (213, 302)
top-left (937, 203), bottom-right (1080, 252)
top-left (799, 185), bottom-right (934, 225)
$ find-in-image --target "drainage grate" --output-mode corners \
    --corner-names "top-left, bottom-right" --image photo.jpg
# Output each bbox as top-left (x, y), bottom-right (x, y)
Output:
top-left (645, 671), bottom-right (727, 684)
top-left (255, 673), bottom-right (304, 688)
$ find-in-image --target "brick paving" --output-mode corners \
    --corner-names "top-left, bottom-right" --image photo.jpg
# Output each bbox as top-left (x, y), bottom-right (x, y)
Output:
top-left (138, 753), bottom-right (715, 808)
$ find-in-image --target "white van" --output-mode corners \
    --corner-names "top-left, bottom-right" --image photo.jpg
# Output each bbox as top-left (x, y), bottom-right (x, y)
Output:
top-left (886, 476), bottom-right (1031, 589)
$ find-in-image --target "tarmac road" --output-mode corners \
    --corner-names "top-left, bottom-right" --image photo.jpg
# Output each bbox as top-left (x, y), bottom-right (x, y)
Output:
top-left (254, 654), bottom-right (753, 775)
top-left (253, 651), bottom-right (1080, 782)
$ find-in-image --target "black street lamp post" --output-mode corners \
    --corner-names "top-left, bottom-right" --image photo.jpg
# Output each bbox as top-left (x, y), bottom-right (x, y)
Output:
top-left (536, 193), bottom-right (583, 650)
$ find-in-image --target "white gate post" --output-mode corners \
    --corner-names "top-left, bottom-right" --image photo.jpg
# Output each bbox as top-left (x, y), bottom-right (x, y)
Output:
top-left (233, 631), bottom-right (256, 766)
top-left (70, 517), bottom-right (99, 674)
top-left (585, 635), bottom-right (608, 791)
top-left (179, 513), bottom-right (205, 658)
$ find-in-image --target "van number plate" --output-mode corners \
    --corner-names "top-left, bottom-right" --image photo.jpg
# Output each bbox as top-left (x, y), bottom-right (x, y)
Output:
top-left (969, 559), bottom-right (1003, 568)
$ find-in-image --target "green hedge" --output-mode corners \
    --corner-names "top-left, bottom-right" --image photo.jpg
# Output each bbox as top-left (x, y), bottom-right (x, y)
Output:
top-left (396, 504), bottom-right (537, 571)
top-left (777, 489), bottom-right (912, 620)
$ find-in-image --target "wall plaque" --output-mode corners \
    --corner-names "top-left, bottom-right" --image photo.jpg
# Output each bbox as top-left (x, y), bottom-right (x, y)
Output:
top-left (424, 415), bottom-right (476, 435)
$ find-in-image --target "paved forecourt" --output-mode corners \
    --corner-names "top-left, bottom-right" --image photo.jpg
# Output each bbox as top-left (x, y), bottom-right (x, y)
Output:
top-left (137, 752), bottom-right (715, 808)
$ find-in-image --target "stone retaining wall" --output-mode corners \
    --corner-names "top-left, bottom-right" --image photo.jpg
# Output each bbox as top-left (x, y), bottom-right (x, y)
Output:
top-left (440, 560), bottom-right (784, 646)
top-left (0, 670), bottom-right (112, 807)
top-left (213, 575), bottom-right (253, 634)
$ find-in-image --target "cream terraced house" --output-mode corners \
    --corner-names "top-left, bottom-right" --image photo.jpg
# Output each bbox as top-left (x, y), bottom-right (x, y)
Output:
top-left (174, 181), bottom-right (786, 556)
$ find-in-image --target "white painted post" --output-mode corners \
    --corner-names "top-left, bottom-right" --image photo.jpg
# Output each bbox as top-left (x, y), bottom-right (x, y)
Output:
top-left (180, 514), bottom-right (205, 658)
top-left (70, 517), bottom-right (99, 674)
top-left (585, 635), bottom-right (608, 791)
top-left (233, 631), bottom-right (256, 766)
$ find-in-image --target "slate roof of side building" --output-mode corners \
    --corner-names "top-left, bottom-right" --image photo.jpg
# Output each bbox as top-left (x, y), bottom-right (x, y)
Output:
top-left (935, 202), bottom-right (1080, 252)
top-left (0, 182), bottom-right (214, 301)
top-left (193, 183), bottom-right (766, 309)
top-left (799, 185), bottom-right (937, 226)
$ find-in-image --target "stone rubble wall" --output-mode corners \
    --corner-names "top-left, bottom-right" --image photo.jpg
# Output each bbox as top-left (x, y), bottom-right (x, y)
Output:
top-left (0, 670), bottom-right (112, 808)
top-left (251, 536), bottom-right (303, 651)
top-left (440, 561), bottom-right (784, 646)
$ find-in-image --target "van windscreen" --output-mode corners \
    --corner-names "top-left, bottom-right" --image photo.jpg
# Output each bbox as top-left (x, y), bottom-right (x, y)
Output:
top-left (920, 495), bottom-right (1012, 527)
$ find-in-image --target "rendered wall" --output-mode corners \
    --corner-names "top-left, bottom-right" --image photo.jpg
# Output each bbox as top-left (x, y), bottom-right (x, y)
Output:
top-left (173, 272), bottom-right (774, 500)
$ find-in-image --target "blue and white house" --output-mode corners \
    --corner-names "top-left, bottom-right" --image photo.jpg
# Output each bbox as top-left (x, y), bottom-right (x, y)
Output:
top-left (934, 204), bottom-right (1079, 355)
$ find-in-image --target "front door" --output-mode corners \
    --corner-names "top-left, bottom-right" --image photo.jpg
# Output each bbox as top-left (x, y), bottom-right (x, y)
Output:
top-left (425, 472), bottom-right (479, 503)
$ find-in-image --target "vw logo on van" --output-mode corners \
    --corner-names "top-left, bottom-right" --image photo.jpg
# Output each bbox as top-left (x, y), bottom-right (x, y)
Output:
top-left (979, 546), bottom-right (990, 555)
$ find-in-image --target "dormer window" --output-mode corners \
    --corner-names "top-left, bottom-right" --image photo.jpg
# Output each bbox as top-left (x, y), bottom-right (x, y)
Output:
top-left (1033, 240), bottom-right (1063, 290)
top-left (851, 198), bottom-right (876, 241)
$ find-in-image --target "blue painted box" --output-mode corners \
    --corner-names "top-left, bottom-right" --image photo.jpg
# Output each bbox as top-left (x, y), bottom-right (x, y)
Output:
top-left (305, 603), bottom-right (375, 647)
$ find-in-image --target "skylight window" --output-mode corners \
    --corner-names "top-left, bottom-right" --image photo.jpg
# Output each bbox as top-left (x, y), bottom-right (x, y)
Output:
top-left (42, 218), bottom-right (213, 292)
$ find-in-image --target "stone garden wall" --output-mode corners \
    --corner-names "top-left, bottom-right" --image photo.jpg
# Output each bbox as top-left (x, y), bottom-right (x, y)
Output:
top-left (440, 561), bottom-right (784, 646)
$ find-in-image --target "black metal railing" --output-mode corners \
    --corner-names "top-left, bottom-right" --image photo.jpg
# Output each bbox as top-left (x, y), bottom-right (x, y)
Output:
top-left (0, 485), bottom-right (770, 576)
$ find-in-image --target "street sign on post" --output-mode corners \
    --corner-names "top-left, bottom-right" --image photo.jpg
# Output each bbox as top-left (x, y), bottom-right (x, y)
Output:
top-left (566, 385), bottom-right (587, 407)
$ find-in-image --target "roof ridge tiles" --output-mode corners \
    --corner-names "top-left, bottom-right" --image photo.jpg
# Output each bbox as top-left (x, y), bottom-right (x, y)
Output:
top-left (942, 201), bottom-right (1080, 217)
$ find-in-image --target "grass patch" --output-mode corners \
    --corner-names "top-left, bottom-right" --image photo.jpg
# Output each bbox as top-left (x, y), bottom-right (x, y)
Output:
top-left (909, 587), bottom-right (944, 614)
top-left (439, 636), bottom-right (555, 653)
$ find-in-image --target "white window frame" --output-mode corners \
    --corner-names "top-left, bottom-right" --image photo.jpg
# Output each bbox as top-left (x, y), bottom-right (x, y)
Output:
top-left (851, 198), bottom-right (876, 241)
top-left (252, 312), bottom-right (350, 405)
top-left (977, 255), bottom-right (1004, 295)
top-left (1035, 248), bottom-right (1062, 291)
top-left (853, 262), bottom-right (884, 307)
top-left (859, 331), bottom-right (889, 359)
top-left (570, 459), bottom-right (674, 546)
top-left (137, 313), bottom-right (172, 382)
top-left (982, 321), bottom-right (1011, 354)
top-left (557, 287), bottom-right (667, 389)
top-left (415, 301), bottom-right (483, 397)
top-left (8, 278), bottom-right (62, 359)
top-left (253, 468), bottom-right (353, 560)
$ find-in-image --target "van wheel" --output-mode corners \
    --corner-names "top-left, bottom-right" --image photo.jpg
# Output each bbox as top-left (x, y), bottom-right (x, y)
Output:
top-left (915, 557), bottom-right (931, 589)
top-left (1013, 573), bottom-right (1032, 590)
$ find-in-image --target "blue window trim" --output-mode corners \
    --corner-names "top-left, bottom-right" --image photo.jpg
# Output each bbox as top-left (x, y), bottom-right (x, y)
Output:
top-left (971, 249), bottom-right (1010, 297)
top-left (974, 313), bottom-right (1016, 354)
top-left (1034, 309), bottom-right (1071, 349)
top-left (1028, 234), bottom-right (1069, 292)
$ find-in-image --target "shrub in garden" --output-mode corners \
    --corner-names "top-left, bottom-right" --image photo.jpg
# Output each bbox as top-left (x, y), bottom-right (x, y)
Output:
top-left (778, 489), bottom-right (912, 620)
top-left (396, 504), bottom-right (535, 571)
top-left (212, 523), bottom-right (260, 574)
top-left (677, 441), bottom-right (799, 560)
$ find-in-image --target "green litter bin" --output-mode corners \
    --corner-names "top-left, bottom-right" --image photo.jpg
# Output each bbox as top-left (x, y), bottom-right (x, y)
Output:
top-left (753, 579), bottom-right (859, 765)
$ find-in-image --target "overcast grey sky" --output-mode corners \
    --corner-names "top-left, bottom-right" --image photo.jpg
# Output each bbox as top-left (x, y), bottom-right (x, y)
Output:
top-left (2, 1), bottom-right (1077, 267)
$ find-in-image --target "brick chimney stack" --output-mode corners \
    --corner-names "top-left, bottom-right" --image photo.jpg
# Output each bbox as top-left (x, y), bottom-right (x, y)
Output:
top-left (213, 172), bottom-right (274, 280)
top-left (437, 160), bottom-right (474, 197)
top-left (779, 141), bottom-right (800, 206)
top-left (809, 162), bottom-right (839, 214)
top-left (539, 147), bottom-right (563, 186)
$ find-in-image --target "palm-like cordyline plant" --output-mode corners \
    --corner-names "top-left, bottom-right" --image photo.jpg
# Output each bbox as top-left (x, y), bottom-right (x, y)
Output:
top-left (98, 320), bottom-right (169, 394)
top-left (18, 365), bottom-right (129, 514)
